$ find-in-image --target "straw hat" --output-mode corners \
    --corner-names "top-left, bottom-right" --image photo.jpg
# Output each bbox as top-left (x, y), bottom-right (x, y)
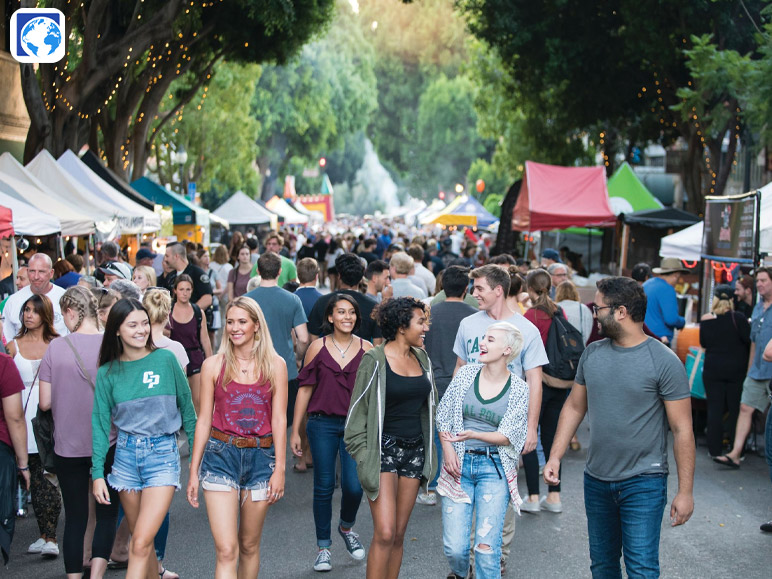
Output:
top-left (652, 257), bottom-right (688, 275)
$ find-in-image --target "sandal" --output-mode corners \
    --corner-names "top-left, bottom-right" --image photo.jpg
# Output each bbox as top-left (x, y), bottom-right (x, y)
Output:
top-left (160, 567), bottom-right (180, 579)
top-left (713, 455), bottom-right (740, 469)
top-left (108, 559), bottom-right (129, 570)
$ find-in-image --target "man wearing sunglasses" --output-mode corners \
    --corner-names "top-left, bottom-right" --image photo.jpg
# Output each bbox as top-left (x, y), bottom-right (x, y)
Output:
top-left (544, 276), bottom-right (695, 578)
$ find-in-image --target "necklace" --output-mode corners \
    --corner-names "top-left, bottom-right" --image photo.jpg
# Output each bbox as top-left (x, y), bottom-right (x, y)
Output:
top-left (330, 336), bottom-right (355, 359)
top-left (235, 356), bottom-right (252, 374)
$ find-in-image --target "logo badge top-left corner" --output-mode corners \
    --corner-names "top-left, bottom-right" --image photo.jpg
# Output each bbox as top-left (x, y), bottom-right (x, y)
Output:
top-left (10, 8), bottom-right (66, 64)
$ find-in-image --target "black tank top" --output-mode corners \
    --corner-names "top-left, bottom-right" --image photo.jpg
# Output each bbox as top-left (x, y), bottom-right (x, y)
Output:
top-left (383, 356), bottom-right (431, 438)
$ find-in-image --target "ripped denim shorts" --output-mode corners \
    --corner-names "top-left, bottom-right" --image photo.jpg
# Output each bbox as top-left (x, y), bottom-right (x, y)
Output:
top-left (108, 432), bottom-right (180, 492)
top-left (199, 437), bottom-right (275, 500)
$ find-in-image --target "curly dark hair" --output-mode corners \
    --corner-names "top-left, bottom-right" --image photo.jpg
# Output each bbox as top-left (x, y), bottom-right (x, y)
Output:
top-left (596, 276), bottom-right (647, 322)
top-left (373, 296), bottom-right (427, 341)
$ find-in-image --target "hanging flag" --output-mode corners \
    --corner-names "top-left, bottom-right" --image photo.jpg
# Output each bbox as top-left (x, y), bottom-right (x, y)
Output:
top-left (284, 175), bottom-right (297, 199)
top-left (321, 174), bottom-right (334, 196)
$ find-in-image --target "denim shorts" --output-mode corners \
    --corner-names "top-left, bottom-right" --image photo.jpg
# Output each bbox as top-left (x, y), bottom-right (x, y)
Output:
top-left (108, 432), bottom-right (180, 492)
top-left (380, 434), bottom-right (424, 479)
top-left (199, 437), bottom-right (276, 499)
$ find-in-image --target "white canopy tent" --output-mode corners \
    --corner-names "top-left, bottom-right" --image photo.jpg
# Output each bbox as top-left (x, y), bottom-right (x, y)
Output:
top-left (0, 185), bottom-right (61, 235)
top-left (58, 150), bottom-right (161, 234)
top-left (0, 153), bottom-right (95, 236)
top-left (26, 150), bottom-right (120, 236)
top-left (214, 191), bottom-right (278, 229)
top-left (265, 196), bottom-right (308, 225)
top-left (660, 181), bottom-right (772, 260)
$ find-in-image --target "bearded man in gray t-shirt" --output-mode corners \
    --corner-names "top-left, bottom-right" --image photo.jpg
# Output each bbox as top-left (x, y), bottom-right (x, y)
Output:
top-left (543, 276), bottom-right (694, 579)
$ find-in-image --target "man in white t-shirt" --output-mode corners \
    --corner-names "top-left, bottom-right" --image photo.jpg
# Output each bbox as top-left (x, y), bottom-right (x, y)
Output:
top-left (3, 253), bottom-right (67, 341)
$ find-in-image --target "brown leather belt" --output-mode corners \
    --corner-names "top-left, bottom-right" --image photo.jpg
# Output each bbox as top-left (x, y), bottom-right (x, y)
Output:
top-left (210, 428), bottom-right (273, 449)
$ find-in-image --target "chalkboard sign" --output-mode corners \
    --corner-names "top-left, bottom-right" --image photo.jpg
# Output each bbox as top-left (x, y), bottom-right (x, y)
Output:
top-left (702, 191), bottom-right (760, 263)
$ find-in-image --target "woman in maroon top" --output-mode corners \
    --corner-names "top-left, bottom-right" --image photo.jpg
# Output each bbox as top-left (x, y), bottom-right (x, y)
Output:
top-left (291, 294), bottom-right (372, 572)
top-left (520, 269), bottom-right (570, 513)
top-left (186, 296), bottom-right (287, 578)
top-left (227, 245), bottom-right (253, 301)
top-left (169, 274), bottom-right (213, 413)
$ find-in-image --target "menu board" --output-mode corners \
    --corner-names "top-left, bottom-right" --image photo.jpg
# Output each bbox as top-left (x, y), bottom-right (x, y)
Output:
top-left (702, 192), bottom-right (759, 262)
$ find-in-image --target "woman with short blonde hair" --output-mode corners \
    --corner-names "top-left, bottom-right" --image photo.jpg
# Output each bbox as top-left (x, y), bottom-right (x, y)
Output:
top-left (132, 265), bottom-right (157, 295)
top-left (436, 321), bottom-right (529, 579)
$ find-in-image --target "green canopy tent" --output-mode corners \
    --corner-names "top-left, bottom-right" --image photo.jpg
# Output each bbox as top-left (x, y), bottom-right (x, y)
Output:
top-left (607, 162), bottom-right (663, 214)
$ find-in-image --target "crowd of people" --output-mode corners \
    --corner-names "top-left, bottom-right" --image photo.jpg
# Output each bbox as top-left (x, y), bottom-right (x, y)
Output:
top-left (0, 222), bottom-right (769, 579)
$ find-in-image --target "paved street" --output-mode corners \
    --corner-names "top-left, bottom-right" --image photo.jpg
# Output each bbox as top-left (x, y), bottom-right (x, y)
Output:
top-left (4, 420), bottom-right (770, 578)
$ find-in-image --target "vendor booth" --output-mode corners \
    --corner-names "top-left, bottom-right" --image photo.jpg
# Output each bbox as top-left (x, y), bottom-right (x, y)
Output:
top-left (80, 150), bottom-right (156, 211)
top-left (0, 155), bottom-right (95, 236)
top-left (423, 195), bottom-right (498, 229)
top-left (27, 150), bottom-right (122, 236)
top-left (618, 207), bottom-right (701, 274)
top-left (58, 150), bottom-right (161, 234)
top-left (265, 195), bottom-right (309, 225)
top-left (214, 191), bottom-right (278, 231)
top-left (132, 176), bottom-right (227, 246)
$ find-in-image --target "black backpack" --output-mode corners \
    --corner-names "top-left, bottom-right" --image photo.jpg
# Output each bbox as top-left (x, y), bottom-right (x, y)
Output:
top-left (544, 306), bottom-right (585, 381)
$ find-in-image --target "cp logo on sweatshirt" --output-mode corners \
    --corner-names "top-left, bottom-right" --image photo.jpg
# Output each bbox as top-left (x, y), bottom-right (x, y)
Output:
top-left (143, 371), bottom-right (160, 389)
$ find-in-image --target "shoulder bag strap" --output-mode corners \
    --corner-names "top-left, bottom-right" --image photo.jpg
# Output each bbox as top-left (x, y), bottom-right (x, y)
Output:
top-left (23, 362), bottom-right (43, 414)
top-left (63, 335), bottom-right (95, 391)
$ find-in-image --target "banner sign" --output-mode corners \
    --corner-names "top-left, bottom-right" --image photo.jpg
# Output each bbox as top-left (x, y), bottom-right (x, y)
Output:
top-left (702, 191), bottom-right (759, 263)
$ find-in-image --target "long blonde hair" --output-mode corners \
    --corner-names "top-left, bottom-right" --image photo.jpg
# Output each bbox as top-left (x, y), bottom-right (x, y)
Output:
top-left (219, 296), bottom-right (276, 391)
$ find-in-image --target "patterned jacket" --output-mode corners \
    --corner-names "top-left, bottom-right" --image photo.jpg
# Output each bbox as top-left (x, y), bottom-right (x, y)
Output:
top-left (435, 363), bottom-right (529, 511)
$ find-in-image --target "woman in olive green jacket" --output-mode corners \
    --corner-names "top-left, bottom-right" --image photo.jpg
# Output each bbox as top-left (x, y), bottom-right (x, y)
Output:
top-left (344, 297), bottom-right (438, 579)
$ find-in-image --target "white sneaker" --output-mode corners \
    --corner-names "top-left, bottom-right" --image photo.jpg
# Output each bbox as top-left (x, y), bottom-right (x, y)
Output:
top-left (27, 538), bottom-right (46, 554)
top-left (40, 541), bottom-right (59, 557)
top-left (519, 499), bottom-right (541, 513)
top-left (314, 548), bottom-right (332, 572)
top-left (415, 492), bottom-right (437, 506)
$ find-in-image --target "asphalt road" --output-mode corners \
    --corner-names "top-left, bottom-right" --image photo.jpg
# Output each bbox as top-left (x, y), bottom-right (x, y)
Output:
top-left (5, 420), bottom-right (771, 578)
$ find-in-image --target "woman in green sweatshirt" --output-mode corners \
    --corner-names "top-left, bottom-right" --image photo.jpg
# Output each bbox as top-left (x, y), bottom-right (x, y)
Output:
top-left (92, 299), bottom-right (196, 579)
top-left (344, 297), bottom-right (438, 579)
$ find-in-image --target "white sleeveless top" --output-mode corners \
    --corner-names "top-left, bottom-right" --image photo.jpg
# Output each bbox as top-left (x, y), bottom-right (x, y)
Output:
top-left (12, 341), bottom-right (41, 454)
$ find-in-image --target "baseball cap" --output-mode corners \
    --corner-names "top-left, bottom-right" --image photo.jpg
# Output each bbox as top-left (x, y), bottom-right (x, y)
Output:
top-left (541, 248), bottom-right (561, 262)
top-left (136, 248), bottom-right (157, 261)
top-left (713, 284), bottom-right (734, 301)
top-left (99, 261), bottom-right (132, 280)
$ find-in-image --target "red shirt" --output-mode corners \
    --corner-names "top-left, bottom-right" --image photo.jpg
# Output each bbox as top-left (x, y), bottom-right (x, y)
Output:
top-left (524, 308), bottom-right (565, 346)
top-left (0, 353), bottom-right (25, 448)
top-left (298, 338), bottom-right (365, 417)
top-left (211, 362), bottom-right (273, 438)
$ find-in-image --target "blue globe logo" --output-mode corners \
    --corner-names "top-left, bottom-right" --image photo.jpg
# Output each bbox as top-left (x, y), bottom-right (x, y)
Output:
top-left (20, 17), bottom-right (62, 58)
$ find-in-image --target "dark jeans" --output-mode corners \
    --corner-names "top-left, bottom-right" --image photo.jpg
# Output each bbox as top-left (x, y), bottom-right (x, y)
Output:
top-left (523, 384), bottom-right (569, 494)
top-left (429, 427), bottom-right (442, 490)
top-left (306, 414), bottom-right (363, 548)
top-left (0, 441), bottom-right (17, 564)
top-left (287, 378), bottom-right (299, 427)
top-left (54, 446), bottom-right (120, 574)
top-left (584, 472), bottom-right (667, 579)
top-left (703, 377), bottom-right (743, 457)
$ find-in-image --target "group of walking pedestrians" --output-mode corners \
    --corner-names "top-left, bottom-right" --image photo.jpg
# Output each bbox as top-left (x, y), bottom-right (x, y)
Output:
top-left (10, 229), bottom-right (772, 579)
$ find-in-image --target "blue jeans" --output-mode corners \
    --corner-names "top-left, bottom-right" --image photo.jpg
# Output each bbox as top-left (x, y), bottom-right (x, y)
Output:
top-left (442, 452), bottom-right (509, 579)
top-left (117, 506), bottom-right (169, 560)
top-left (430, 428), bottom-right (442, 490)
top-left (584, 472), bottom-right (667, 579)
top-left (306, 414), bottom-right (363, 548)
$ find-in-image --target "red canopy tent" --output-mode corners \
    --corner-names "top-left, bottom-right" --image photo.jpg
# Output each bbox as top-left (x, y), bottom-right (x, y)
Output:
top-left (0, 205), bottom-right (13, 238)
top-left (512, 161), bottom-right (615, 231)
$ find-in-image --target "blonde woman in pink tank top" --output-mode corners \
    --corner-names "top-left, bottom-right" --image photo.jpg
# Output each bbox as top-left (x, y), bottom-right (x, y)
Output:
top-left (186, 296), bottom-right (287, 579)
